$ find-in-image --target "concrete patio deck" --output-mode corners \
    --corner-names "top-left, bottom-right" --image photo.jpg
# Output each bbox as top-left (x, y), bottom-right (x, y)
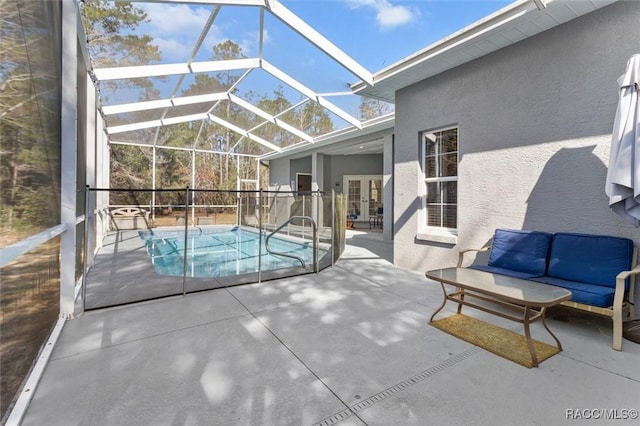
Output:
top-left (20, 231), bottom-right (640, 425)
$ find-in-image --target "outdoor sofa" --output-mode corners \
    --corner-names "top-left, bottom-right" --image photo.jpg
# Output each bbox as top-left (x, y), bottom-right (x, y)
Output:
top-left (458, 229), bottom-right (640, 350)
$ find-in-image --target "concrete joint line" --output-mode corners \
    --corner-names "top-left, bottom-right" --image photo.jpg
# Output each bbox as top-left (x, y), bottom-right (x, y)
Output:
top-left (313, 348), bottom-right (480, 426)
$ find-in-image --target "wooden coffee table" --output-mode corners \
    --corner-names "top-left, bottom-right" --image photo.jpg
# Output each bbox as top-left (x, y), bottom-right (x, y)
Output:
top-left (426, 267), bottom-right (572, 367)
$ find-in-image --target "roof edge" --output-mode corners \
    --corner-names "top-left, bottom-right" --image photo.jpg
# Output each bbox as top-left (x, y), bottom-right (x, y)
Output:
top-left (260, 113), bottom-right (394, 161)
top-left (352, 0), bottom-right (537, 94)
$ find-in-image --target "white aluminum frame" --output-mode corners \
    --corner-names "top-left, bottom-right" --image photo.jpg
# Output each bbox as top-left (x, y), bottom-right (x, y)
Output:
top-left (90, 0), bottom-right (373, 158)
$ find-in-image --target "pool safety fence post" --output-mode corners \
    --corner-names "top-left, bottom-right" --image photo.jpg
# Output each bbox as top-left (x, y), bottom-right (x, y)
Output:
top-left (331, 189), bottom-right (335, 267)
top-left (258, 189), bottom-right (263, 284)
top-left (182, 186), bottom-right (189, 296)
top-left (237, 192), bottom-right (242, 226)
top-left (314, 191), bottom-right (320, 273)
top-left (81, 185), bottom-right (90, 314)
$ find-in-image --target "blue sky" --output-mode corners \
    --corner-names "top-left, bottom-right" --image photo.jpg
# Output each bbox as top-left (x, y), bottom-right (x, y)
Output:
top-left (121, 1), bottom-right (514, 122)
top-left (282, 0), bottom-right (513, 71)
top-left (138, 0), bottom-right (513, 74)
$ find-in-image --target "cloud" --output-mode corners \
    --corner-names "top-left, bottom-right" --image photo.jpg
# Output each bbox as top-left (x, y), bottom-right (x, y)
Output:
top-left (346, 0), bottom-right (418, 30)
top-left (241, 29), bottom-right (271, 57)
top-left (138, 3), bottom-right (223, 61)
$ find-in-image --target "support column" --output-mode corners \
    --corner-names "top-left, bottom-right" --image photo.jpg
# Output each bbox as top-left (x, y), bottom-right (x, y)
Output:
top-left (95, 116), bottom-right (106, 250)
top-left (85, 78), bottom-right (96, 266)
top-left (60, 0), bottom-right (78, 317)
top-left (383, 134), bottom-right (393, 241)
top-left (312, 152), bottom-right (324, 225)
top-left (311, 152), bottom-right (324, 192)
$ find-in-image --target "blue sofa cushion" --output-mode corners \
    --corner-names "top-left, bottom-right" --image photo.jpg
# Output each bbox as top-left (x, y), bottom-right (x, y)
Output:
top-left (487, 229), bottom-right (552, 276)
top-left (547, 233), bottom-right (633, 288)
top-left (531, 276), bottom-right (616, 308)
top-left (469, 264), bottom-right (544, 280)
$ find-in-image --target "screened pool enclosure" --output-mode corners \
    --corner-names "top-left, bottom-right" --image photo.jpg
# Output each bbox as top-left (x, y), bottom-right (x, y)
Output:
top-left (0, 0), bottom-right (388, 422)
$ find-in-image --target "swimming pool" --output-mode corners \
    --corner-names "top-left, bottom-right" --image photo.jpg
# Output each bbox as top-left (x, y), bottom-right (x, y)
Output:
top-left (139, 226), bottom-right (327, 278)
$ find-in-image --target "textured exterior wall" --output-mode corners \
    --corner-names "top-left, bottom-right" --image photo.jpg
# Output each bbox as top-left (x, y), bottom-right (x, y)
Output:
top-left (269, 153), bottom-right (383, 195)
top-left (394, 1), bottom-right (640, 275)
top-left (326, 154), bottom-right (383, 193)
top-left (268, 157), bottom-right (291, 191)
top-left (290, 157), bottom-right (312, 186)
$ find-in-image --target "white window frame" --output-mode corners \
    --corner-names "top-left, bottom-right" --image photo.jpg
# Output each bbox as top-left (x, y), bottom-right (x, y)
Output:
top-left (417, 126), bottom-right (458, 244)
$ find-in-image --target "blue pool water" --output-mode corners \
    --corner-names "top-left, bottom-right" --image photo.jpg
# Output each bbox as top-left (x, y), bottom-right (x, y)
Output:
top-left (139, 226), bottom-right (322, 278)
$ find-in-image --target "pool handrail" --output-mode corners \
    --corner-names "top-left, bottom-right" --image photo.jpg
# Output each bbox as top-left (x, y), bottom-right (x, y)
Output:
top-left (265, 216), bottom-right (317, 271)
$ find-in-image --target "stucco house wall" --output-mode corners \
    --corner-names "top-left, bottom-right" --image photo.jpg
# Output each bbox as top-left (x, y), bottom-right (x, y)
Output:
top-left (290, 157), bottom-right (312, 188)
top-left (393, 1), bottom-right (640, 274)
top-left (268, 153), bottom-right (384, 194)
top-left (268, 157), bottom-right (291, 191)
top-left (325, 154), bottom-right (383, 194)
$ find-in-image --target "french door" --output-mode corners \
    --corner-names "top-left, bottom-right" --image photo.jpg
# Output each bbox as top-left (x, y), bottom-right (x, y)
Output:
top-left (343, 175), bottom-right (383, 221)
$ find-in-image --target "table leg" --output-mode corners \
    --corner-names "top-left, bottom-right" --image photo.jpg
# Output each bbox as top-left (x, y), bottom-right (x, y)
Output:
top-left (429, 280), bottom-right (449, 323)
top-left (523, 306), bottom-right (539, 368)
top-left (540, 307), bottom-right (563, 350)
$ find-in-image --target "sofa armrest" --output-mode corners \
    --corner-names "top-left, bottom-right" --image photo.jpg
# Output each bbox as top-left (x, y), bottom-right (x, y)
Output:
top-left (616, 263), bottom-right (640, 282)
top-left (457, 246), bottom-right (491, 267)
top-left (615, 264), bottom-right (640, 302)
top-left (611, 264), bottom-right (640, 350)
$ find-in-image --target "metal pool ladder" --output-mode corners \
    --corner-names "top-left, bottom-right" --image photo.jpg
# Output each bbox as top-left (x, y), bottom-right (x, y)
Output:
top-left (264, 215), bottom-right (317, 272)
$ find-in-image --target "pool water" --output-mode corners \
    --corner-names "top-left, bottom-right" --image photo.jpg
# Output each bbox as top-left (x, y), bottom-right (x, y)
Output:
top-left (139, 226), bottom-right (322, 278)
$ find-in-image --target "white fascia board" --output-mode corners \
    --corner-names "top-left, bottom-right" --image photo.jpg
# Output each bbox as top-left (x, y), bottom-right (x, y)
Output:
top-left (261, 113), bottom-right (394, 160)
top-left (266, 0), bottom-right (373, 85)
top-left (189, 58), bottom-right (260, 73)
top-left (353, 0), bottom-right (536, 91)
top-left (261, 60), bottom-right (362, 128)
top-left (228, 94), bottom-right (313, 142)
top-left (208, 114), bottom-right (282, 152)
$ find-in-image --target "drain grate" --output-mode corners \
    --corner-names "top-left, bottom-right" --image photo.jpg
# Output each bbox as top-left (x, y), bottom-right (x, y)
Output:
top-left (313, 348), bottom-right (479, 426)
top-left (315, 409), bottom-right (357, 426)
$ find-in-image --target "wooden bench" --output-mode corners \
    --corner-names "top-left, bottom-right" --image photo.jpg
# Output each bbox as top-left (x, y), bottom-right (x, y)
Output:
top-left (109, 207), bottom-right (150, 230)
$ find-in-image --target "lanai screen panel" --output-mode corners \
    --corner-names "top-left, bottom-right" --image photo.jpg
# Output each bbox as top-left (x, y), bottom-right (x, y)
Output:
top-left (83, 0), bottom-right (378, 158)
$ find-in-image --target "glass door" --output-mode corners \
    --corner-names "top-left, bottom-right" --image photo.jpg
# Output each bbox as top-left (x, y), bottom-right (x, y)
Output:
top-left (344, 175), bottom-right (383, 222)
top-left (346, 177), bottom-right (362, 219)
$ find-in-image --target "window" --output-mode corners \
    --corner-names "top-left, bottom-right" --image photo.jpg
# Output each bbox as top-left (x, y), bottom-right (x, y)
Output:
top-left (422, 127), bottom-right (458, 230)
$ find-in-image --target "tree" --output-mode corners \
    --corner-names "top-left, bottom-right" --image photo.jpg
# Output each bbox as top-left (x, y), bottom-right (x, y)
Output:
top-left (359, 96), bottom-right (394, 121)
top-left (299, 101), bottom-right (333, 137)
top-left (0, 0), bottom-right (61, 232)
top-left (212, 40), bottom-right (247, 183)
top-left (81, 0), bottom-right (161, 103)
top-left (80, 1), bottom-right (163, 191)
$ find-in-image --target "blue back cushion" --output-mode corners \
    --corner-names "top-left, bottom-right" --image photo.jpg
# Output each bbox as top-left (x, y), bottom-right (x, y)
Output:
top-left (547, 233), bottom-right (633, 287)
top-left (488, 229), bottom-right (552, 276)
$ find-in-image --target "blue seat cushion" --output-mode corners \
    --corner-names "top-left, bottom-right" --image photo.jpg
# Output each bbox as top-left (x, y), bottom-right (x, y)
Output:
top-left (469, 264), bottom-right (544, 280)
top-left (547, 233), bottom-right (633, 288)
top-left (487, 229), bottom-right (552, 276)
top-left (531, 276), bottom-right (616, 308)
